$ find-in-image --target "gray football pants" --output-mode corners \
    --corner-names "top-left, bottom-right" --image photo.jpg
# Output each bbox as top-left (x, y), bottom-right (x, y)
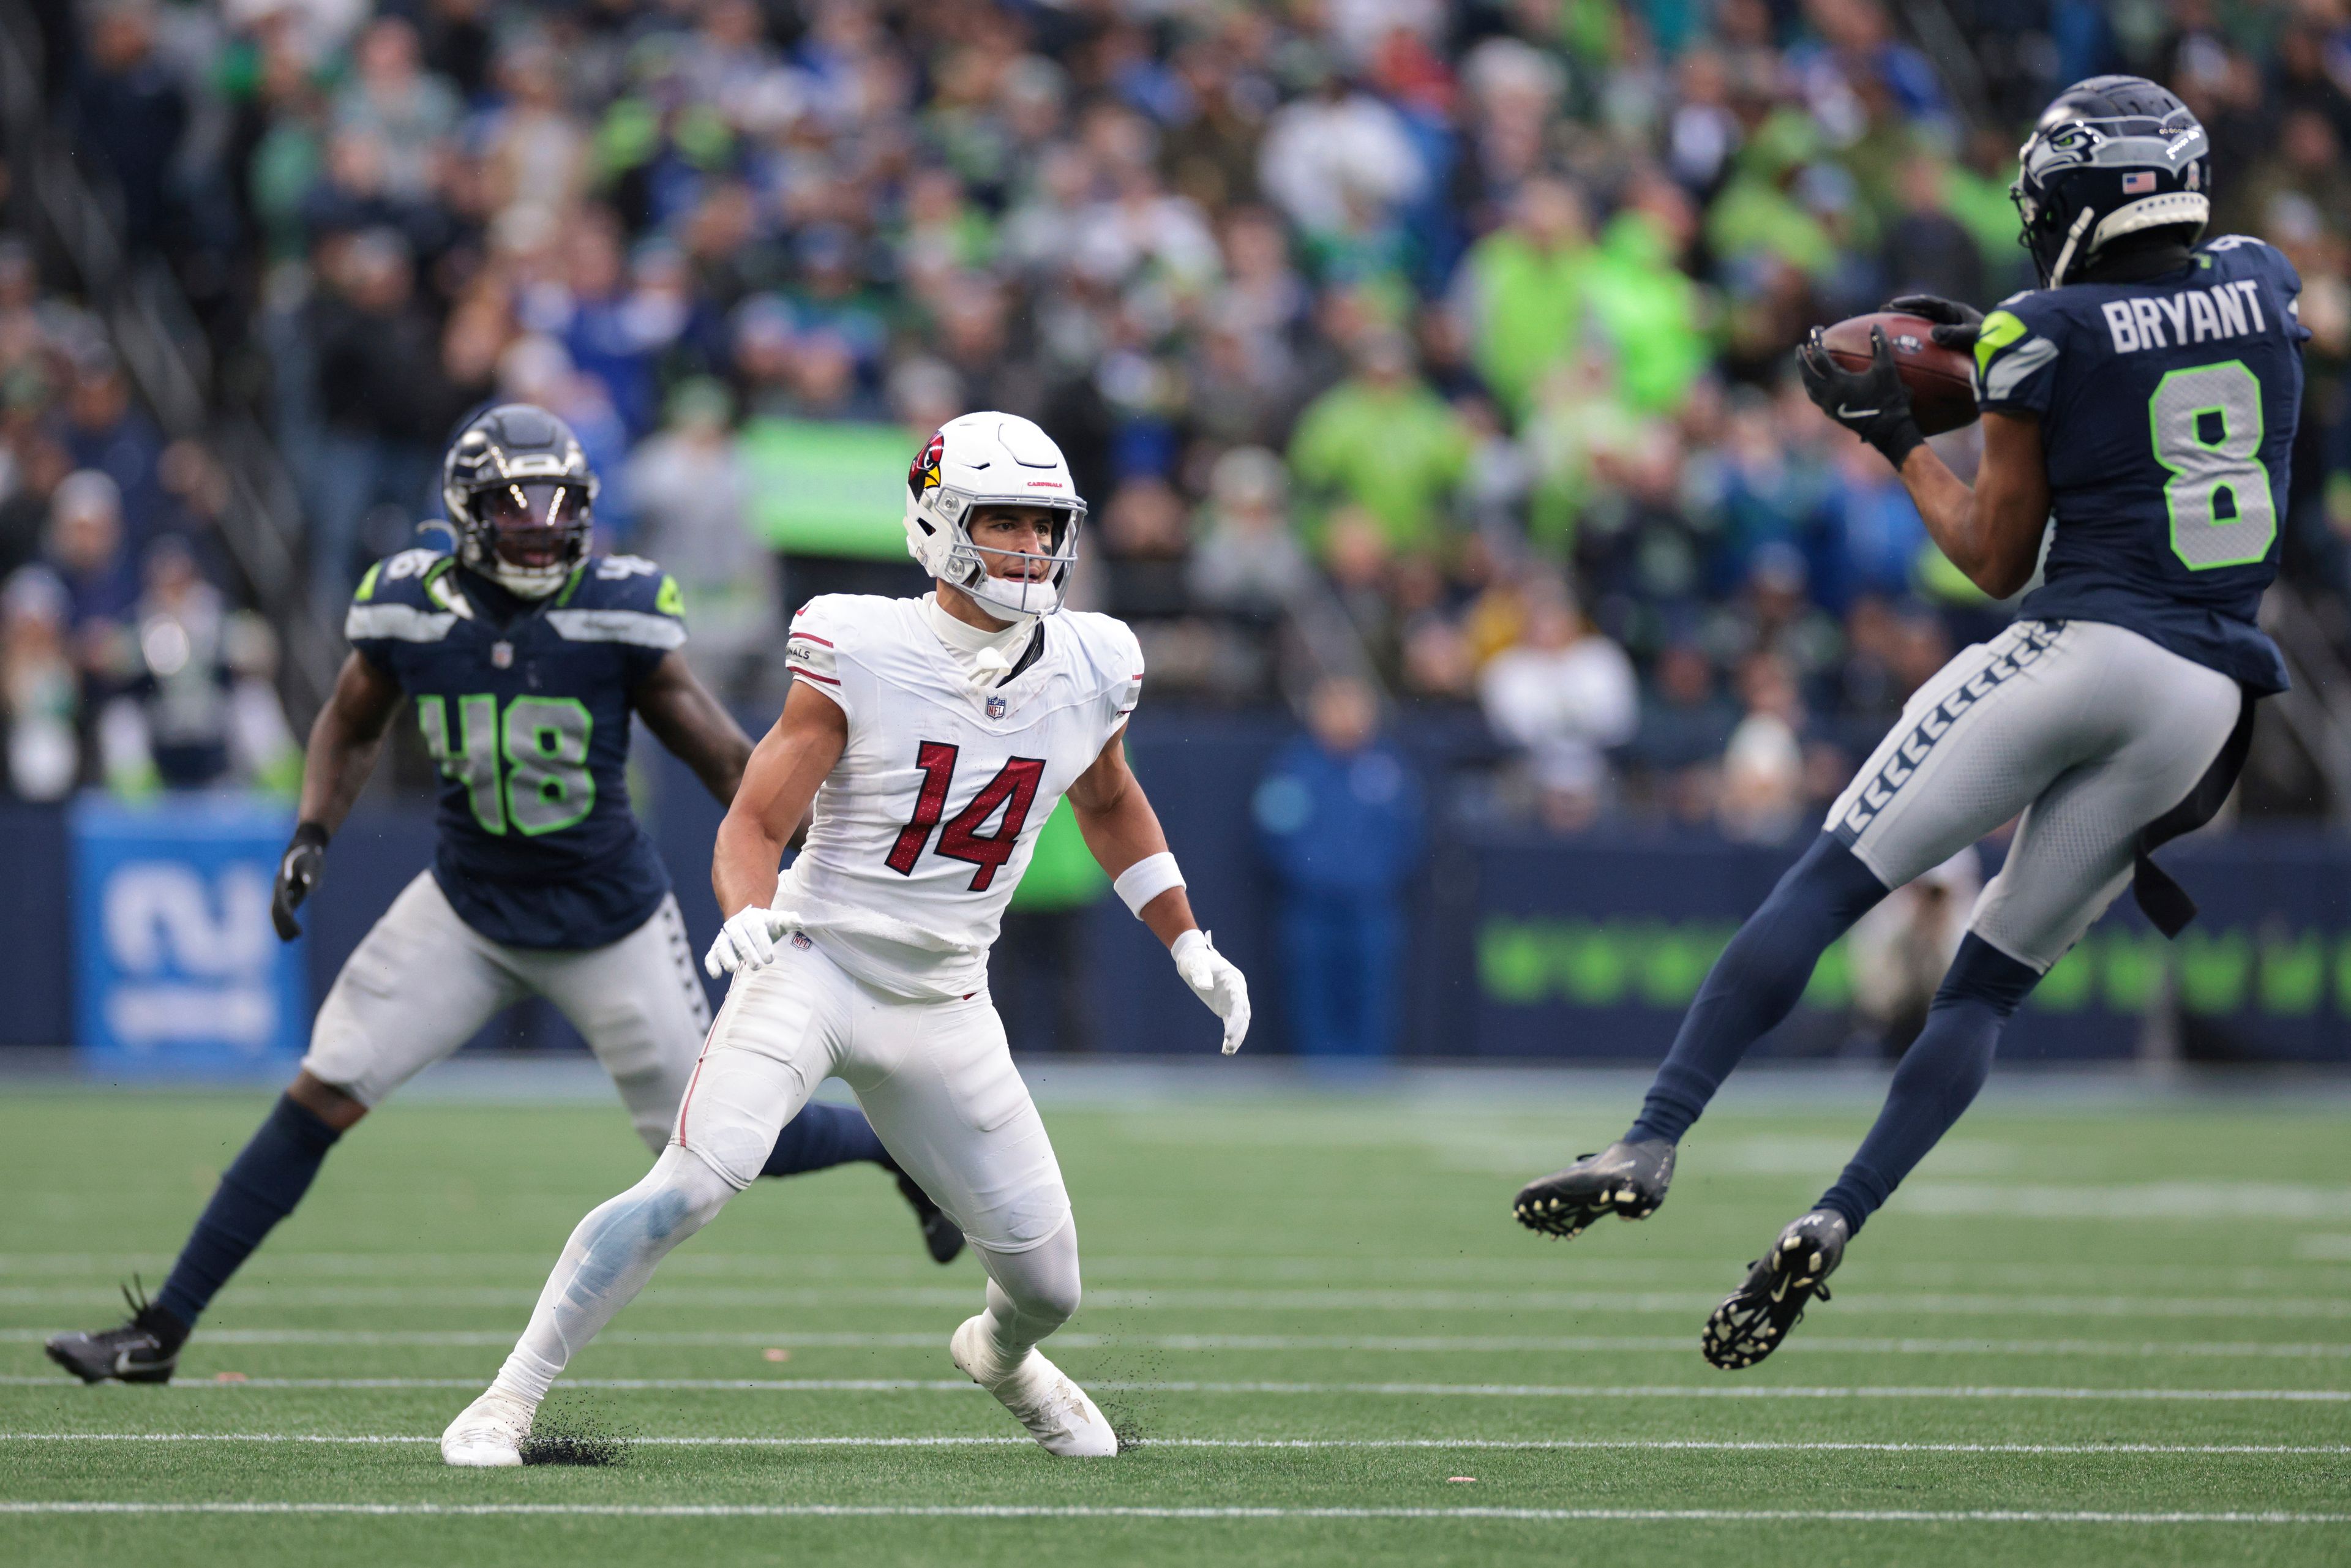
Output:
top-left (1826, 618), bottom-right (2242, 970)
top-left (301, 871), bottom-right (711, 1150)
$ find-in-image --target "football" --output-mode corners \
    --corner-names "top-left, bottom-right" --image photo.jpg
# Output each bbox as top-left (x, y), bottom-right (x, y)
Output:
top-left (1818, 311), bottom-right (1979, 435)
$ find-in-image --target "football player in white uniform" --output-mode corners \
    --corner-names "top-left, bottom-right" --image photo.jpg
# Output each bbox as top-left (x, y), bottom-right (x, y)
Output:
top-left (442, 413), bottom-right (1250, 1463)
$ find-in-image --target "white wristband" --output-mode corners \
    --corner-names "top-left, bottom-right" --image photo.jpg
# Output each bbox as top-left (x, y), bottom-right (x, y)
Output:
top-left (1114, 852), bottom-right (1186, 918)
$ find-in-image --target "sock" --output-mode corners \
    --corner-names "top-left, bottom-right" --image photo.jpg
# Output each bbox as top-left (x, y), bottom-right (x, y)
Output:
top-left (1627, 835), bottom-right (1889, 1145)
top-left (759, 1100), bottom-right (890, 1178)
top-left (154, 1093), bottom-right (343, 1332)
top-left (1816, 934), bottom-right (2041, 1234)
top-left (492, 1146), bottom-right (735, 1407)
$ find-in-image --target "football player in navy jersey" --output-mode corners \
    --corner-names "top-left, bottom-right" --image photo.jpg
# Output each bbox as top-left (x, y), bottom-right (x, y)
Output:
top-left (1511, 78), bottom-right (2304, 1367)
top-left (47, 405), bottom-right (960, 1386)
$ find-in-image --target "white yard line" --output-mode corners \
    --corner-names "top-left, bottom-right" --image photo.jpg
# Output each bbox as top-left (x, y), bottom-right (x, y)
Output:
top-left (0, 1502), bottom-right (2342, 1524)
top-left (3, 1327), bottom-right (2342, 1359)
top-left (7, 1285), bottom-right (2346, 1318)
top-left (0, 1433), bottom-right (2343, 1456)
top-left (1, 1375), bottom-right (2340, 1401)
top-left (6, 1251), bottom-right (2344, 1291)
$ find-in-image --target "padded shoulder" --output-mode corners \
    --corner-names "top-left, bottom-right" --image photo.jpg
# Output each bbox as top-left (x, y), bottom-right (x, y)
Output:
top-left (789, 594), bottom-right (907, 658)
top-left (1054, 610), bottom-right (1143, 686)
top-left (547, 554), bottom-right (686, 650)
top-left (351, 548), bottom-right (453, 610)
top-left (1973, 288), bottom-right (2071, 412)
top-left (347, 549), bottom-right (467, 644)
top-left (1054, 609), bottom-right (1144, 720)
top-left (786, 593), bottom-right (908, 691)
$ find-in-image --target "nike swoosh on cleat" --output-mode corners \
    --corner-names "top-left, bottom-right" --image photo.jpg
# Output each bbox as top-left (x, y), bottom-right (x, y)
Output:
top-left (1837, 405), bottom-right (1881, 419)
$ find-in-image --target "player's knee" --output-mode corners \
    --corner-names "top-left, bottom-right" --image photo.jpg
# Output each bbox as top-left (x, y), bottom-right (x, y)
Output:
top-left (582, 1147), bottom-right (734, 1256)
top-left (1932, 932), bottom-right (2041, 1019)
top-left (287, 1070), bottom-right (369, 1131)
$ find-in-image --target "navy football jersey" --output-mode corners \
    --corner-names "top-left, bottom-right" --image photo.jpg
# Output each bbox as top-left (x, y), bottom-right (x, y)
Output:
top-left (346, 549), bottom-right (686, 949)
top-left (1974, 235), bottom-right (2306, 694)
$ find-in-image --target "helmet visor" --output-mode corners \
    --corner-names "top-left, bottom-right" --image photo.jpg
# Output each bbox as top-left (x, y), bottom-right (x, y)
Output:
top-left (478, 481), bottom-right (590, 569)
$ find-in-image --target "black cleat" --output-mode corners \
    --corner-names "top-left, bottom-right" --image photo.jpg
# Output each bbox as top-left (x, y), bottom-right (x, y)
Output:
top-left (45, 1280), bottom-right (187, 1385)
top-left (1513, 1138), bottom-right (1676, 1239)
top-left (1701, 1210), bottom-right (1850, 1370)
top-left (897, 1173), bottom-right (966, 1266)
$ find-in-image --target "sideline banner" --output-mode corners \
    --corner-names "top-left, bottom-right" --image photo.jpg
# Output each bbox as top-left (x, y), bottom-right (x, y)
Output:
top-left (1463, 833), bottom-right (2351, 1063)
top-left (70, 795), bottom-right (306, 1075)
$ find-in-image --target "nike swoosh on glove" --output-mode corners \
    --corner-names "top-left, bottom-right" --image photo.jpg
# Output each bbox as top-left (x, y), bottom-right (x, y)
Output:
top-left (1171, 928), bottom-right (1251, 1055)
top-left (705, 906), bottom-right (786, 977)
top-left (1797, 323), bottom-right (1925, 469)
top-left (1884, 293), bottom-right (1984, 353)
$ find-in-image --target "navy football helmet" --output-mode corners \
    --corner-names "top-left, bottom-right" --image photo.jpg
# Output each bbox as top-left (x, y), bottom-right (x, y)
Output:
top-left (2012, 76), bottom-right (2211, 288)
top-left (440, 404), bottom-right (598, 598)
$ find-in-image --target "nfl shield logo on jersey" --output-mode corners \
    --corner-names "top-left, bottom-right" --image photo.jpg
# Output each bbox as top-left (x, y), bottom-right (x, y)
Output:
top-left (986, 694), bottom-right (1007, 719)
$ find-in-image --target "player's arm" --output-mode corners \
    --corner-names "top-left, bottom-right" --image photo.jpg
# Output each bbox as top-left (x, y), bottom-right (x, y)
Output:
top-left (1067, 726), bottom-right (1251, 1054)
top-left (269, 651), bottom-right (403, 940)
top-left (1797, 323), bottom-right (2051, 600)
top-left (631, 650), bottom-right (755, 805)
top-left (1890, 413), bottom-right (2052, 599)
top-left (703, 681), bottom-right (848, 976)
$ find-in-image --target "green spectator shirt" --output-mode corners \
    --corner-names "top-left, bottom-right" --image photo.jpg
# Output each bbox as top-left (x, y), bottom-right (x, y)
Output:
top-left (1287, 379), bottom-right (1471, 553)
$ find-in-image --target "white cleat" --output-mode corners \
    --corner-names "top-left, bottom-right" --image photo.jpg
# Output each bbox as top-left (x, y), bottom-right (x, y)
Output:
top-left (440, 1387), bottom-right (534, 1468)
top-left (950, 1314), bottom-right (1119, 1457)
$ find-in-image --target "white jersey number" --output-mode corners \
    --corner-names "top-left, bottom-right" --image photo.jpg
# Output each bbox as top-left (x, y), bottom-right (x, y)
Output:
top-left (2151, 360), bottom-right (2277, 571)
top-left (883, 741), bottom-right (1048, 891)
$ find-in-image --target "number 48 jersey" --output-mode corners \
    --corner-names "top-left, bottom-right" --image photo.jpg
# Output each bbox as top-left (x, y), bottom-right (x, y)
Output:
top-left (1976, 234), bottom-right (2306, 694)
top-left (347, 548), bottom-right (685, 950)
top-left (778, 595), bottom-right (1143, 1002)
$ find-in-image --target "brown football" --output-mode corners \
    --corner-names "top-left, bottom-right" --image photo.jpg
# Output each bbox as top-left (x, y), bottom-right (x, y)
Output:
top-left (1818, 312), bottom-right (1979, 436)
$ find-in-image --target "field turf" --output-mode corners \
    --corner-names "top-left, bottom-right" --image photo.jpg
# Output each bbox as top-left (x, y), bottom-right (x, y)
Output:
top-left (0, 1074), bottom-right (2346, 1566)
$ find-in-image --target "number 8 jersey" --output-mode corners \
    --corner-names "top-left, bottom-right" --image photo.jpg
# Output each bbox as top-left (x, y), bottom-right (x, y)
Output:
top-left (779, 594), bottom-right (1144, 1002)
top-left (347, 547), bottom-right (685, 950)
top-left (1975, 233), bottom-right (2306, 695)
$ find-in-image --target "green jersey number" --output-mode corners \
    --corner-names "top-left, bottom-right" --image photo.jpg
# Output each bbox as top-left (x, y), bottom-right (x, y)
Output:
top-left (416, 694), bottom-right (595, 836)
top-left (2150, 361), bottom-right (2277, 571)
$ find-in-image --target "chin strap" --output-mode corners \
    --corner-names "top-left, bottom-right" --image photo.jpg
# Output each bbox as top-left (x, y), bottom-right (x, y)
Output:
top-left (2045, 206), bottom-right (2097, 288)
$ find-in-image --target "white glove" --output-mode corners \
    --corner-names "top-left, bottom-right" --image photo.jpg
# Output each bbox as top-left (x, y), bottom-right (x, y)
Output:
top-left (1171, 928), bottom-right (1250, 1055)
top-left (705, 906), bottom-right (786, 977)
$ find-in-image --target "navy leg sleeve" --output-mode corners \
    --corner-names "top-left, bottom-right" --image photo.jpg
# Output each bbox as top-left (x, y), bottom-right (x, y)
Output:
top-left (1817, 934), bottom-right (2041, 1234)
top-left (760, 1100), bottom-right (890, 1178)
top-left (156, 1093), bottom-right (343, 1330)
top-left (1627, 835), bottom-right (1889, 1145)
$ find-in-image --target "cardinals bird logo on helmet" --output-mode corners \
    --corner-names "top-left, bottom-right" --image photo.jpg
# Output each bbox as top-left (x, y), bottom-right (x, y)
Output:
top-left (902, 413), bottom-right (1087, 620)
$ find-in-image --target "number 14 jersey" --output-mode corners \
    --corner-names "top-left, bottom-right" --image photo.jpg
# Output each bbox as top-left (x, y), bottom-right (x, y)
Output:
top-left (1974, 234), bottom-right (2306, 694)
top-left (779, 595), bottom-right (1144, 1002)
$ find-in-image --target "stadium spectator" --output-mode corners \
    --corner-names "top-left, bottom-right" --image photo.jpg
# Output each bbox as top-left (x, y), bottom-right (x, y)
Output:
top-left (92, 539), bottom-right (299, 797)
top-left (47, 471), bottom-right (140, 636)
top-left (1288, 326), bottom-right (1469, 557)
top-left (1479, 587), bottom-right (1639, 832)
top-left (69, 0), bottom-right (189, 254)
top-left (1253, 675), bottom-right (1424, 1058)
top-left (1717, 651), bottom-right (1809, 844)
top-left (8, 0), bottom-right (2347, 850)
top-left (1, 566), bottom-right (82, 801)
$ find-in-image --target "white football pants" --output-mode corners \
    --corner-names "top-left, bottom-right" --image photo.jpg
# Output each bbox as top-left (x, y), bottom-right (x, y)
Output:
top-left (300, 871), bottom-right (710, 1151)
top-left (1826, 618), bottom-right (2243, 970)
top-left (490, 937), bottom-right (1080, 1403)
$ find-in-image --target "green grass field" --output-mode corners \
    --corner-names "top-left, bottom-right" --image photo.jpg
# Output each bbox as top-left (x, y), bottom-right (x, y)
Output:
top-left (1, 1075), bottom-right (2347, 1566)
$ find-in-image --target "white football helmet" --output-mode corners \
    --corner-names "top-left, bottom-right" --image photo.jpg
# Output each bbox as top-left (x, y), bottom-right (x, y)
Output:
top-left (903, 412), bottom-right (1086, 620)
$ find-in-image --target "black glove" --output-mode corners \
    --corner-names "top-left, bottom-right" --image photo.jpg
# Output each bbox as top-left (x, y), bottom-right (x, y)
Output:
top-left (270, 821), bottom-right (330, 941)
top-left (1798, 324), bottom-right (1925, 469)
top-left (1884, 293), bottom-right (1984, 353)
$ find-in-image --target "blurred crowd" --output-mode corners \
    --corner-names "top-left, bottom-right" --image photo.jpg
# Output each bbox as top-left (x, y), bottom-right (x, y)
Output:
top-left (0, 239), bottom-right (299, 800)
top-left (6, 0), bottom-right (2351, 836)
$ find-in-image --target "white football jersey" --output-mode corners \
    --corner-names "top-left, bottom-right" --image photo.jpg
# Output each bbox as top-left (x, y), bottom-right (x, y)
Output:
top-left (777, 594), bottom-right (1142, 1000)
